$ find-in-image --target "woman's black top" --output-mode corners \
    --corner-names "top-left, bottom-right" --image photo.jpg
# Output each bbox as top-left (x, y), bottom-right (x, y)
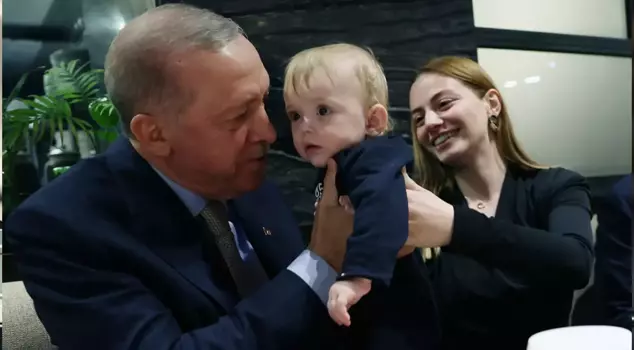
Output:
top-left (429, 166), bottom-right (594, 350)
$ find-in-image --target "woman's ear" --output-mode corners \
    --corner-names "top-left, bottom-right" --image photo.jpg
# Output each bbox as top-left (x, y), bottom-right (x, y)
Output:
top-left (483, 89), bottom-right (502, 116)
top-left (366, 104), bottom-right (388, 136)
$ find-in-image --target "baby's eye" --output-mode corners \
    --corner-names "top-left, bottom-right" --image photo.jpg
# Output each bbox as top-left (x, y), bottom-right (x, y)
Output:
top-left (287, 111), bottom-right (300, 121)
top-left (317, 105), bottom-right (330, 116)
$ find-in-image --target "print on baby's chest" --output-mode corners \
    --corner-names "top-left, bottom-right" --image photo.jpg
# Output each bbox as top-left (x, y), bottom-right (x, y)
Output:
top-left (314, 182), bottom-right (324, 201)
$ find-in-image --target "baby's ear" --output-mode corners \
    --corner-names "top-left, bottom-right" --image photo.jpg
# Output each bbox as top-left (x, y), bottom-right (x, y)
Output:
top-left (365, 104), bottom-right (388, 136)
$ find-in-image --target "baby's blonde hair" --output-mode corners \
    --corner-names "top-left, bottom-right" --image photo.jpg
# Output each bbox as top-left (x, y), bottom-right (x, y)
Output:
top-left (283, 43), bottom-right (394, 131)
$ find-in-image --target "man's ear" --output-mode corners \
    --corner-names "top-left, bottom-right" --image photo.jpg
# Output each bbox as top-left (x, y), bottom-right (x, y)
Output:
top-left (129, 113), bottom-right (171, 157)
top-left (483, 88), bottom-right (502, 116)
top-left (365, 104), bottom-right (389, 136)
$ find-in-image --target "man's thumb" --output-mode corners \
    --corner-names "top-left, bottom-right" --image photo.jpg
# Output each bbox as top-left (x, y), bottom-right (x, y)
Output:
top-left (321, 159), bottom-right (339, 204)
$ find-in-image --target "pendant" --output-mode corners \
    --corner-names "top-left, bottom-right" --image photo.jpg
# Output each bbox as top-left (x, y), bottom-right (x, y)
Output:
top-left (476, 202), bottom-right (486, 210)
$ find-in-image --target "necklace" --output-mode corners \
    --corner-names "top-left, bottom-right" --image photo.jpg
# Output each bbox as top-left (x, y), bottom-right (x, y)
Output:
top-left (476, 202), bottom-right (486, 210)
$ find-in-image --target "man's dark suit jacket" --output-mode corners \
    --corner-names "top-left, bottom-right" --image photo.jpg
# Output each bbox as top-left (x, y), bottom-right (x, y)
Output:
top-left (593, 174), bottom-right (633, 329)
top-left (5, 138), bottom-right (439, 350)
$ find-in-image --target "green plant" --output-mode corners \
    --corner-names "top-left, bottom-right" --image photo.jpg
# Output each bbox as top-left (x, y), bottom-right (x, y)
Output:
top-left (2, 59), bottom-right (120, 209)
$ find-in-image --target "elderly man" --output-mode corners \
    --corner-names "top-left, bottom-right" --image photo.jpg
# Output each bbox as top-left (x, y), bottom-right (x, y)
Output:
top-left (5, 4), bottom-right (439, 350)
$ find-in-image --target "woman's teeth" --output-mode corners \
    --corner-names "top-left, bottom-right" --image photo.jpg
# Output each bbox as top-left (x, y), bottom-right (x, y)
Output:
top-left (433, 130), bottom-right (458, 146)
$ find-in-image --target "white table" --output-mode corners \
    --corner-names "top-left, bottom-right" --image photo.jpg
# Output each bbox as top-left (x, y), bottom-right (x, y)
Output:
top-left (527, 325), bottom-right (632, 350)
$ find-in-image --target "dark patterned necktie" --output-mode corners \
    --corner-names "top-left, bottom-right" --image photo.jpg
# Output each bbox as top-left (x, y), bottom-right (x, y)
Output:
top-left (199, 201), bottom-right (261, 298)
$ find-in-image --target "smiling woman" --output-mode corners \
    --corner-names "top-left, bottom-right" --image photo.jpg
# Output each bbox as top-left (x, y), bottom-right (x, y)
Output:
top-left (409, 56), bottom-right (543, 196)
top-left (406, 56), bottom-right (594, 350)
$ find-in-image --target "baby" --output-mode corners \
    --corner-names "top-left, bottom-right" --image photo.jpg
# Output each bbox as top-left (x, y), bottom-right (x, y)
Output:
top-left (283, 43), bottom-right (412, 327)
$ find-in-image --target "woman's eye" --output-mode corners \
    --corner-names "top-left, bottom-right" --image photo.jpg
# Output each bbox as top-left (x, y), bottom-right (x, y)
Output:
top-left (317, 106), bottom-right (330, 116)
top-left (438, 99), bottom-right (454, 110)
top-left (413, 115), bottom-right (425, 126)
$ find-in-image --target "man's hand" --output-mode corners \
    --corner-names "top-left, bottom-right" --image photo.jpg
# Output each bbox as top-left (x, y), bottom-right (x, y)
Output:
top-left (309, 159), bottom-right (354, 272)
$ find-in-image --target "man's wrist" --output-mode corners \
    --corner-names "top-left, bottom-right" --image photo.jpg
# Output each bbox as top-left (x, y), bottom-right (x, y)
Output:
top-left (287, 250), bottom-right (337, 305)
top-left (309, 245), bottom-right (341, 273)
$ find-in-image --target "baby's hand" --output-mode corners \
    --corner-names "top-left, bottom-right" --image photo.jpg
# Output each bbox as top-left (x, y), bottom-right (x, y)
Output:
top-left (327, 277), bottom-right (372, 327)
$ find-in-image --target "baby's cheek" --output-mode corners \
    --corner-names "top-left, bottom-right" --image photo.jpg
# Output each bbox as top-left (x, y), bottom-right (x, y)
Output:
top-left (291, 134), bottom-right (304, 155)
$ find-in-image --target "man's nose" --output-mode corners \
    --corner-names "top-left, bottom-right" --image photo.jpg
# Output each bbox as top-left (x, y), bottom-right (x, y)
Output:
top-left (251, 107), bottom-right (277, 144)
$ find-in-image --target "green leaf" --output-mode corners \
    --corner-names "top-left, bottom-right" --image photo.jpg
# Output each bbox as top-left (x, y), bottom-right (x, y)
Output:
top-left (3, 122), bottom-right (29, 151)
top-left (89, 98), bottom-right (119, 128)
top-left (67, 60), bottom-right (79, 75)
top-left (5, 108), bottom-right (39, 121)
top-left (30, 95), bottom-right (57, 110)
top-left (48, 119), bottom-right (57, 143)
top-left (71, 117), bottom-right (96, 149)
top-left (34, 120), bottom-right (48, 142)
top-left (57, 118), bottom-right (65, 146)
top-left (47, 59), bottom-right (103, 103)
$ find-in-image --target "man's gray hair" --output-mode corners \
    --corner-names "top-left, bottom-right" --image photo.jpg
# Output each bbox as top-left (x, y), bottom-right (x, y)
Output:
top-left (104, 4), bottom-right (244, 137)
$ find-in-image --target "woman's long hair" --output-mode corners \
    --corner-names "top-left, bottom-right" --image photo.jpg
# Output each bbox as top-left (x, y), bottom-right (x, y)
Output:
top-left (410, 56), bottom-right (545, 196)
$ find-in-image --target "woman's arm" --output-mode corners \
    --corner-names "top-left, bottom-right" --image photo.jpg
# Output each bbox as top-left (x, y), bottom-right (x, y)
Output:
top-left (447, 169), bottom-right (593, 289)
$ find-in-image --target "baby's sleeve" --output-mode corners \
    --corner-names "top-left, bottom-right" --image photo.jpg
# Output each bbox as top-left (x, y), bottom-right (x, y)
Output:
top-left (334, 136), bottom-right (413, 286)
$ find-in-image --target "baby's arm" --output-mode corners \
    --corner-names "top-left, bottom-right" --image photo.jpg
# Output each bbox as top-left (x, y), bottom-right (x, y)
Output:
top-left (335, 136), bottom-right (412, 285)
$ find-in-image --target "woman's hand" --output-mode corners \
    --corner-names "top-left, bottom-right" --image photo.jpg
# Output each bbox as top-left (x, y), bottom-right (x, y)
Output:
top-left (402, 169), bottom-right (455, 248)
top-left (312, 168), bottom-right (415, 258)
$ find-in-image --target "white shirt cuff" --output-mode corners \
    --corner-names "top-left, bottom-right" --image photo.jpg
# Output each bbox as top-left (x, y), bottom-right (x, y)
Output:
top-left (287, 249), bottom-right (337, 305)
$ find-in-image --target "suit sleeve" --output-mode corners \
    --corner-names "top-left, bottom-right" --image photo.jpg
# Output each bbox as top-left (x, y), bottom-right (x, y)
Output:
top-left (594, 177), bottom-right (633, 329)
top-left (336, 139), bottom-right (411, 285)
top-left (446, 169), bottom-right (594, 289)
top-left (6, 209), bottom-right (334, 350)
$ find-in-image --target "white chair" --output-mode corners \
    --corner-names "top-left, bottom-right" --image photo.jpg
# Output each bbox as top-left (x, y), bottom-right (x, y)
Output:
top-left (3, 281), bottom-right (56, 349)
top-left (527, 325), bottom-right (632, 350)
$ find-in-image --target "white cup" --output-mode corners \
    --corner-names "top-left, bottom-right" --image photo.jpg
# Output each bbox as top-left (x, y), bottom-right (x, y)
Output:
top-left (527, 325), bottom-right (632, 350)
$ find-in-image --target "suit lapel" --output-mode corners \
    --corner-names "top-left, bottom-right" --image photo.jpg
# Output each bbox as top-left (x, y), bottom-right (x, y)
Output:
top-left (229, 183), bottom-right (305, 278)
top-left (105, 138), bottom-right (236, 312)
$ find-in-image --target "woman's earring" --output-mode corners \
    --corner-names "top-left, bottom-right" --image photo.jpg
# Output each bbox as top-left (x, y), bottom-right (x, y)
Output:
top-left (488, 115), bottom-right (499, 132)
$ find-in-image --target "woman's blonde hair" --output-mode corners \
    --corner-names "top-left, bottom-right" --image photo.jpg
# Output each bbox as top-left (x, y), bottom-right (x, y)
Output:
top-left (410, 56), bottom-right (545, 196)
top-left (411, 56), bottom-right (545, 261)
top-left (283, 43), bottom-right (394, 131)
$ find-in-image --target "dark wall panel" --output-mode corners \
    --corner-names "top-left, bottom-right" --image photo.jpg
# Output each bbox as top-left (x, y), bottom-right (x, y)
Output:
top-left (161, 0), bottom-right (477, 237)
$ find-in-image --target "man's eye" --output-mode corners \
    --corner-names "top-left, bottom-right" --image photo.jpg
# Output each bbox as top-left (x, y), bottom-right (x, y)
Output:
top-left (317, 106), bottom-right (330, 116)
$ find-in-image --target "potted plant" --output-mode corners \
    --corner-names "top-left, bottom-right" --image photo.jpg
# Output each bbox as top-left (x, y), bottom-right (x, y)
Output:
top-left (2, 59), bottom-right (119, 216)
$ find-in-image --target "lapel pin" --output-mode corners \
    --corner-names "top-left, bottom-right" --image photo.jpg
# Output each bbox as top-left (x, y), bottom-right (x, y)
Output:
top-left (262, 227), bottom-right (272, 236)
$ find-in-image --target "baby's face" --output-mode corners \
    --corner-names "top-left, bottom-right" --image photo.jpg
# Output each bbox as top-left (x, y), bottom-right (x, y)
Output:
top-left (285, 69), bottom-right (368, 167)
